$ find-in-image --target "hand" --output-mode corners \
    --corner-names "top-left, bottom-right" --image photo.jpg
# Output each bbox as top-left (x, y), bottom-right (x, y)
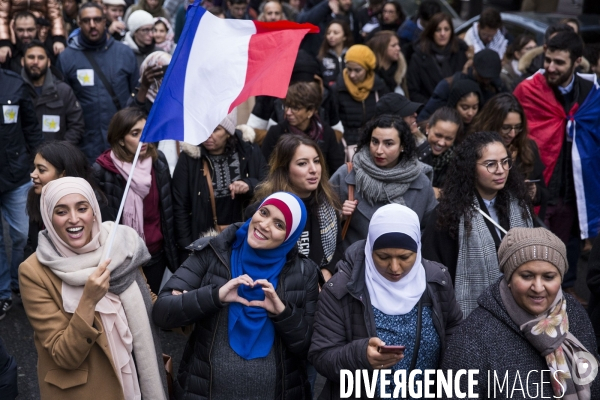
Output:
top-left (248, 279), bottom-right (286, 315)
top-left (527, 181), bottom-right (537, 200)
top-left (366, 337), bottom-right (404, 370)
top-left (0, 46), bottom-right (12, 63)
top-left (108, 20), bottom-right (126, 35)
top-left (342, 199), bottom-right (358, 217)
top-left (328, 0), bottom-right (339, 14)
top-left (140, 64), bottom-right (165, 89)
top-left (321, 268), bottom-right (333, 282)
top-left (433, 187), bottom-right (441, 199)
top-left (218, 275), bottom-right (253, 305)
top-left (53, 42), bottom-right (65, 55)
top-left (82, 258), bottom-right (111, 305)
top-left (172, 289), bottom-right (188, 295)
top-left (229, 180), bottom-right (250, 199)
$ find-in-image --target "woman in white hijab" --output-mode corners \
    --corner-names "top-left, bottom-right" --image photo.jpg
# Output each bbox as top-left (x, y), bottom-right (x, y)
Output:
top-left (19, 177), bottom-right (167, 400)
top-left (308, 204), bottom-right (462, 399)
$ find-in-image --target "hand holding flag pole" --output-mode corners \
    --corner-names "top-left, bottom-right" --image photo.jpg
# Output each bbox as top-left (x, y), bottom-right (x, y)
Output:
top-left (102, 2), bottom-right (318, 261)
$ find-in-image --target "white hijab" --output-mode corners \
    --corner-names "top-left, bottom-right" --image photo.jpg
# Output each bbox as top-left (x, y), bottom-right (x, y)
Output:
top-left (364, 204), bottom-right (427, 315)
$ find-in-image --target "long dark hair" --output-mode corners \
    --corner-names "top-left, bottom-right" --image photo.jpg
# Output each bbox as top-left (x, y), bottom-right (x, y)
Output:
top-left (419, 12), bottom-right (458, 54)
top-left (436, 131), bottom-right (531, 238)
top-left (469, 93), bottom-right (534, 176)
top-left (317, 19), bottom-right (354, 61)
top-left (356, 115), bottom-right (416, 160)
top-left (27, 141), bottom-right (104, 224)
top-left (253, 134), bottom-right (341, 210)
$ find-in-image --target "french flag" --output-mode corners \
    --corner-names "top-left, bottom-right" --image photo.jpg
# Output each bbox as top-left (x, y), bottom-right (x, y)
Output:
top-left (141, 2), bottom-right (318, 144)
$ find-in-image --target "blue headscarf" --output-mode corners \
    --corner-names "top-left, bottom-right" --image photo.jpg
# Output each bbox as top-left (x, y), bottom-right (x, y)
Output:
top-left (228, 192), bottom-right (307, 359)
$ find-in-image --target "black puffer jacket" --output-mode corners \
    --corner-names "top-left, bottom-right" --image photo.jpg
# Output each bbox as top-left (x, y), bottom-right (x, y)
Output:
top-left (406, 40), bottom-right (469, 104)
top-left (441, 279), bottom-right (600, 399)
top-left (152, 223), bottom-right (320, 400)
top-left (171, 131), bottom-right (268, 256)
top-left (309, 240), bottom-right (462, 400)
top-left (92, 150), bottom-right (179, 272)
top-left (334, 73), bottom-right (389, 146)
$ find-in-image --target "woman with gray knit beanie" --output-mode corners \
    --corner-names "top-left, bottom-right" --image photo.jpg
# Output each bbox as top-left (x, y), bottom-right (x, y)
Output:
top-left (330, 115), bottom-right (437, 251)
top-left (422, 130), bottom-right (534, 318)
top-left (441, 227), bottom-right (599, 399)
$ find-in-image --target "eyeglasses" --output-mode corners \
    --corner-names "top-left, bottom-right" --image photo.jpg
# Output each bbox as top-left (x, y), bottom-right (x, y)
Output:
top-left (137, 27), bottom-right (153, 35)
top-left (478, 157), bottom-right (513, 173)
top-left (79, 17), bottom-right (105, 25)
top-left (283, 104), bottom-right (305, 113)
top-left (500, 124), bottom-right (523, 135)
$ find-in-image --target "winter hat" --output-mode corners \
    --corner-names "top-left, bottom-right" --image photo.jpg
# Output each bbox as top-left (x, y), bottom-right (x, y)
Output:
top-left (127, 10), bottom-right (154, 33)
top-left (345, 44), bottom-right (377, 71)
top-left (103, 0), bottom-right (126, 6)
top-left (290, 50), bottom-right (322, 84)
top-left (472, 48), bottom-right (502, 79)
top-left (376, 93), bottom-right (423, 118)
top-left (498, 227), bottom-right (568, 281)
top-left (447, 79), bottom-right (482, 108)
top-left (219, 108), bottom-right (238, 135)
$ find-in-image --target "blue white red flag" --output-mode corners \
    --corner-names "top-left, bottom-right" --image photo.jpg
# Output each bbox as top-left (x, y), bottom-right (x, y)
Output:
top-left (141, 2), bottom-right (318, 144)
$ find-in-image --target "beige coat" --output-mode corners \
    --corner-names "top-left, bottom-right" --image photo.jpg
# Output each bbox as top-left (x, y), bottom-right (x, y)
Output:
top-left (19, 254), bottom-right (126, 400)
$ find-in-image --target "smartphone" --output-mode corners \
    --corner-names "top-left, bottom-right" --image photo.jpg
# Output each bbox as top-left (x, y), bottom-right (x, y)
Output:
top-left (378, 345), bottom-right (405, 354)
top-left (525, 179), bottom-right (540, 183)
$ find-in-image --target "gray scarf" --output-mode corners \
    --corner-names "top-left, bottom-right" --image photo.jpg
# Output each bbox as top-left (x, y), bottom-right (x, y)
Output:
top-left (36, 221), bottom-right (168, 400)
top-left (455, 196), bottom-right (533, 318)
top-left (353, 147), bottom-right (430, 206)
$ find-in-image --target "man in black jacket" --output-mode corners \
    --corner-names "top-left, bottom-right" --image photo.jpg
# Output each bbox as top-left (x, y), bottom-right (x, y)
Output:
top-left (0, 68), bottom-right (44, 318)
top-left (21, 41), bottom-right (84, 144)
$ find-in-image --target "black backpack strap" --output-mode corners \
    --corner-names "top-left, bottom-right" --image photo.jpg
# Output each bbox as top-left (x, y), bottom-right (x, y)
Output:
top-left (82, 51), bottom-right (122, 110)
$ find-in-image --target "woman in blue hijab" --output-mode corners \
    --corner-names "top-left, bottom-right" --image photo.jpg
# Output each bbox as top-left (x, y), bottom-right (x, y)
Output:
top-left (153, 192), bottom-right (319, 400)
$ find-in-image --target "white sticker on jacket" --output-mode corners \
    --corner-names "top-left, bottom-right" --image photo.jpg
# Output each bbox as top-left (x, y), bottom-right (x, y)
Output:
top-left (2, 105), bottom-right (19, 124)
top-left (42, 115), bottom-right (60, 132)
top-left (77, 69), bottom-right (94, 86)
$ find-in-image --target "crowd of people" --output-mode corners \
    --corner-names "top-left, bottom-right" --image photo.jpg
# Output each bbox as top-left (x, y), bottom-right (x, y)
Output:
top-left (1, 0), bottom-right (600, 398)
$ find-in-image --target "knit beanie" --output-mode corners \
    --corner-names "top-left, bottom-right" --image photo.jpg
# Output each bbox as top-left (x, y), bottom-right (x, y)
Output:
top-left (219, 108), bottom-right (238, 135)
top-left (345, 45), bottom-right (377, 71)
top-left (498, 227), bottom-right (568, 281)
top-left (127, 10), bottom-right (154, 33)
top-left (446, 79), bottom-right (482, 108)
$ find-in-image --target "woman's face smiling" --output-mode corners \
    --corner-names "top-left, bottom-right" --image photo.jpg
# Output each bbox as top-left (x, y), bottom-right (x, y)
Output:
top-left (509, 260), bottom-right (562, 316)
top-left (31, 154), bottom-right (63, 195)
top-left (247, 205), bottom-right (287, 250)
top-left (51, 193), bottom-right (95, 249)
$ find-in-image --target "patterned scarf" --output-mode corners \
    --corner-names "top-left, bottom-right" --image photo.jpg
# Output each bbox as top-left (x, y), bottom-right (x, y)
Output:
top-left (499, 280), bottom-right (594, 400)
top-left (429, 147), bottom-right (455, 187)
top-left (455, 195), bottom-right (532, 318)
top-left (353, 146), bottom-right (427, 206)
top-left (316, 199), bottom-right (338, 266)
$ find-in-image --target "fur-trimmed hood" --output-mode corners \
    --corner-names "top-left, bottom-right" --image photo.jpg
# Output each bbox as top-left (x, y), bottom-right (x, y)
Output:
top-left (518, 45), bottom-right (590, 74)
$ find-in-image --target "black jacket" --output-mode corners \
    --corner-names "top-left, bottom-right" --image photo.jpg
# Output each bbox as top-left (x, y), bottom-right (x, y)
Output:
top-left (587, 235), bottom-right (600, 353)
top-left (171, 132), bottom-right (268, 255)
top-left (21, 69), bottom-right (84, 144)
top-left (407, 40), bottom-right (469, 104)
top-left (152, 224), bottom-right (320, 400)
top-left (320, 50), bottom-right (345, 88)
top-left (261, 121), bottom-right (344, 176)
top-left (92, 150), bottom-right (179, 272)
top-left (0, 69), bottom-right (44, 193)
top-left (308, 240), bottom-right (462, 400)
top-left (441, 279), bottom-right (600, 399)
top-left (334, 73), bottom-right (389, 145)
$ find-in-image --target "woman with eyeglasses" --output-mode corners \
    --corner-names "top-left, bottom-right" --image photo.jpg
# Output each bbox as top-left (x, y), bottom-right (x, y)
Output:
top-left (261, 81), bottom-right (344, 176)
top-left (422, 131), bottom-right (535, 318)
top-left (470, 93), bottom-right (547, 218)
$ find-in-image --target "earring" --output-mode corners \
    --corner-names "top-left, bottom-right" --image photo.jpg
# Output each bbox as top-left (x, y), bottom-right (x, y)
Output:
top-left (119, 141), bottom-right (125, 146)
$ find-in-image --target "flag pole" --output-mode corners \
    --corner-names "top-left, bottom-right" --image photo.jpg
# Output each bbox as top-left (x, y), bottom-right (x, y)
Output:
top-left (103, 141), bottom-right (143, 261)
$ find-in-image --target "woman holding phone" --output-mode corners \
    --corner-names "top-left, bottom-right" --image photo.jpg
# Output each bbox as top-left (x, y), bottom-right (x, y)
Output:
top-left (309, 204), bottom-right (461, 398)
